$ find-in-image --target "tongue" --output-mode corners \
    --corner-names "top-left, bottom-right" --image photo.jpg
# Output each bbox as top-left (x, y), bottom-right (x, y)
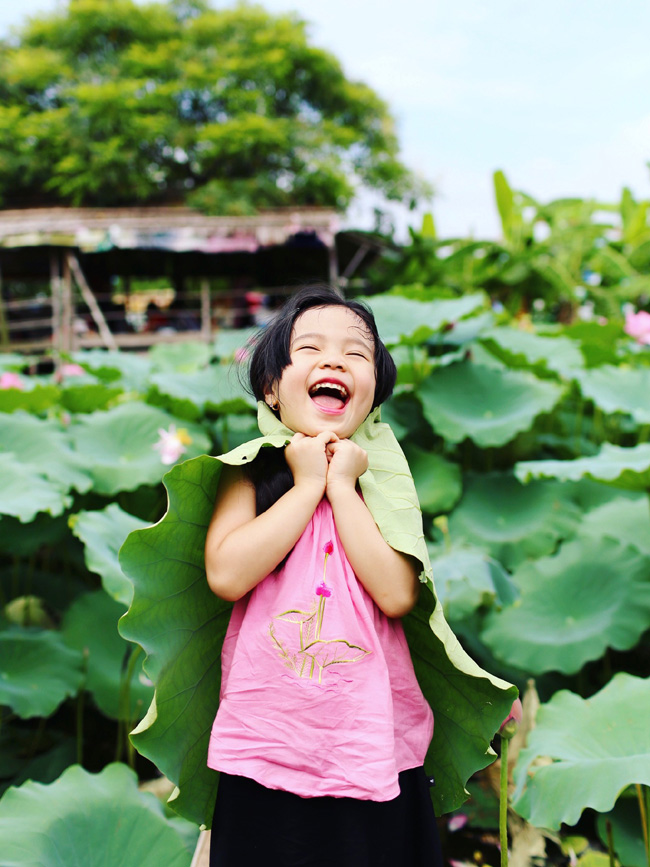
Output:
top-left (311, 394), bottom-right (345, 410)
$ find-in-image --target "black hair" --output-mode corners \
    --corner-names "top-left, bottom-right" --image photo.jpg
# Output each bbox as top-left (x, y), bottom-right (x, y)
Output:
top-left (244, 284), bottom-right (396, 516)
top-left (248, 284), bottom-right (396, 412)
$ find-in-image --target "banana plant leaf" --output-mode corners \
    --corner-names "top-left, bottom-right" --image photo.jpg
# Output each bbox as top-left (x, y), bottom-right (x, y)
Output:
top-left (0, 763), bottom-right (197, 867)
top-left (70, 504), bottom-right (148, 605)
top-left (61, 590), bottom-right (153, 721)
top-left (512, 673), bottom-right (650, 828)
top-left (573, 365), bottom-right (650, 424)
top-left (516, 443), bottom-right (650, 491)
top-left (482, 536), bottom-right (650, 675)
top-left (418, 361), bottom-right (564, 447)
top-left (119, 454), bottom-right (516, 825)
top-left (0, 625), bottom-right (84, 718)
top-left (448, 474), bottom-right (582, 569)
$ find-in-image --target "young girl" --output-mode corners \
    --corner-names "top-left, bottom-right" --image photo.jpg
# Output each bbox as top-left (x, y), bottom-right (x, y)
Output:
top-left (204, 285), bottom-right (441, 866)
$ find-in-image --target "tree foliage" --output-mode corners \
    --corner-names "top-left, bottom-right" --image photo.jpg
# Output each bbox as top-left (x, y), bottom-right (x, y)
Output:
top-left (0, 0), bottom-right (426, 213)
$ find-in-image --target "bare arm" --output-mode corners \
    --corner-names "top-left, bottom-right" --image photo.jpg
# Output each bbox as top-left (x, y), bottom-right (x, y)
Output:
top-left (326, 439), bottom-right (420, 619)
top-left (205, 432), bottom-right (335, 601)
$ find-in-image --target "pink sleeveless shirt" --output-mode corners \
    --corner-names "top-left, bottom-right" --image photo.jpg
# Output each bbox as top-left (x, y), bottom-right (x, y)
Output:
top-left (207, 498), bottom-right (433, 801)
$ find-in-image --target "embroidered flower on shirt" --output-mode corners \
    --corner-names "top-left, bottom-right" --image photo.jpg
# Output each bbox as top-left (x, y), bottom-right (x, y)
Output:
top-left (269, 538), bottom-right (370, 684)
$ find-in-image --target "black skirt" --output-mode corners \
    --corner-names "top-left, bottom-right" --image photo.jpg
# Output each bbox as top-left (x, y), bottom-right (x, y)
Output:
top-left (209, 767), bottom-right (444, 867)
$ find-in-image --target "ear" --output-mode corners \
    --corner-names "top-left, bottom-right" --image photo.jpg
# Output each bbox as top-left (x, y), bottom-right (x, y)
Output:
top-left (264, 393), bottom-right (279, 411)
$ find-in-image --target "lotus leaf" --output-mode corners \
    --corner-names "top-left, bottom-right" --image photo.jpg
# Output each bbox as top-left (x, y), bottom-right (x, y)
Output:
top-left (212, 325), bottom-right (259, 359)
top-left (0, 625), bottom-right (84, 717)
top-left (0, 453), bottom-right (72, 521)
top-left (513, 673), bottom-right (650, 828)
top-left (67, 403), bottom-right (211, 494)
top-left (448, 474), bottom-right (582, 569)
top-left (516, 443), bottom-right (650, 491)
top-left (119, 457), bottom-right (229, 825)
top-left (119, 455), bottom-right (516, 823)
top-left (579, 497), bottom-right (650, 556)
top-left (0, 763), bottom-right (197, 866)
top-left (368, 293), bottom-right (487, 345)
top-left (418, 361), bottom-right (563, 447)
top-left (596, 796), bottom-right (646, 867)
top-left (60, 383), bottom-right (123, 414)
top-left (70, 504), bottom-right (148, 605)
top-left (0, 513), bottom-right (69, 557)
top-left (73, 349), bottom-right (153, 392)
top-left (61, 590), bottom-right (153, 721)
top-left (404, 444), bottom-right (462, 513)
top-left (482, 537), bottom-right (650, 674)
top-left (480, 326), bottom-right (583, 374)
top-left (0, 384), bottom-right (60, 414)
top-left (438, 311), bottom-right (495, 346)
top-left (0, 411), bottom-right (91, 494)
top-left (148, 366), bottom-right (254, 416)
top-left (573, 365), bottom-right (650, 424)
top-left (428, 546), bottom-right (518, 621)
top-left (148, 340), bottom-right (212, 372)
top-left (563, 320), bottom-right (623, 367)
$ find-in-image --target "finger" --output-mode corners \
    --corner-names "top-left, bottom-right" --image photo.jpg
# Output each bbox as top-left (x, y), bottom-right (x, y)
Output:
top-left (316, 430), bottom-right (339, 445)
top-left (291, 432), bottom-right (306, 443)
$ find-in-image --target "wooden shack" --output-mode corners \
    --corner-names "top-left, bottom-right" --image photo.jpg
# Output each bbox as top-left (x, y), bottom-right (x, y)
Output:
top-left (0, 206), bottom-right (379, 354)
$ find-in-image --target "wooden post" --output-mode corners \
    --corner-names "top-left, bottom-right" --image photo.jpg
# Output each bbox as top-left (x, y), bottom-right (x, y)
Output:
top-left (68, 253), bottom-right (118, 350)
top-left (50, 250), bottom-right (62, 358)
top-left (200, 278), bottom-right (211, 343)
top-left (0, 262), bottom-right (9, 350)
top-left (328, 243), bottom-right (339, 287)
top-left (61, 252), bottom-right (74, 353)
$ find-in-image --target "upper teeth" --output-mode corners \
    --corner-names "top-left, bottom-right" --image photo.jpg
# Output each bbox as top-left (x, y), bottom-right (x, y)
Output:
top-left (311, 382), bottom-right (348, 397)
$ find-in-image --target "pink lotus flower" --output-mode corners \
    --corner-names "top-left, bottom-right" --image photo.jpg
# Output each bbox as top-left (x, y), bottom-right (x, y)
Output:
top-left (0, 371), bottom-right (23, 390)
top-left (447, 813), bottom-right (468, 833)
top-left (316, 582), bottom-right (332, 598)
top-left (60, 363), bottom-right (85, 377)
top-left (322, 540), bottom-right (334, 555)
top-left (234, 347), bottom-right (250, 363)
top-left (625, 310), bottom-right (650, 345)
top-left (153, 424), bottom-right (193, 465)
top-left (499, 697), bottom-right (523, 740)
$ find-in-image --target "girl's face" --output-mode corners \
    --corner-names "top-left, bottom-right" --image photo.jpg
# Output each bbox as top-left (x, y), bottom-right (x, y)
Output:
top-left (266, 305), bottom-right (377, 439)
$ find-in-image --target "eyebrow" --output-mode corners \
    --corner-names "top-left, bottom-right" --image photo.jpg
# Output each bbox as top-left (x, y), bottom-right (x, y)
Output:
top-left (291, 331), bottom-right (373, 350)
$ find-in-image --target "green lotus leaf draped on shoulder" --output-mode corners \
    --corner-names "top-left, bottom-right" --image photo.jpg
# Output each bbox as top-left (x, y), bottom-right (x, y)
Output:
top-left (119, 403), bottom-right (516, 824)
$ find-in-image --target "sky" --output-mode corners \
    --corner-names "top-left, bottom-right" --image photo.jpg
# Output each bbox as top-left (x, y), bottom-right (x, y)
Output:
top-left (2, 0), bottom-right (649, 239)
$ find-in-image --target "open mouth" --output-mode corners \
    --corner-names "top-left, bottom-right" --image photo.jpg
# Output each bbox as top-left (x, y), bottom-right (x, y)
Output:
top-left (308, 381), bottom-right (350, 411)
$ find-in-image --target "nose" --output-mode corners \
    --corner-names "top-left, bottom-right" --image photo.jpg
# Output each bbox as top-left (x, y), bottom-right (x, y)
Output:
top-left (320, 354), bottom-right (346, 371)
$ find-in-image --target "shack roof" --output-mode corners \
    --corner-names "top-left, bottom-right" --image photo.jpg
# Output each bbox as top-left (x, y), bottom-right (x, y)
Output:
top-left (0, 206), bottom-right (339, 253)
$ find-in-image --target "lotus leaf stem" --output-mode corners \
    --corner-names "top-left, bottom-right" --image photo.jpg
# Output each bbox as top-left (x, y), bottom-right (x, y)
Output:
top-left (636, 783), bottom-right (649, 867)
top-left (500, 736), bottom-right (509, 867)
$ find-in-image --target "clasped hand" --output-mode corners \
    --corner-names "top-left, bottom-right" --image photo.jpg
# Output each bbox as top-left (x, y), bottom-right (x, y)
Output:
top-left (285, 431), bottom-right (368, 494)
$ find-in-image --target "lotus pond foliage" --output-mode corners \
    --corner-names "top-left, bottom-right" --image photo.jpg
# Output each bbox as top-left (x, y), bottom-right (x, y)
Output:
top-left (1, 179), bottom-right (650, 865)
